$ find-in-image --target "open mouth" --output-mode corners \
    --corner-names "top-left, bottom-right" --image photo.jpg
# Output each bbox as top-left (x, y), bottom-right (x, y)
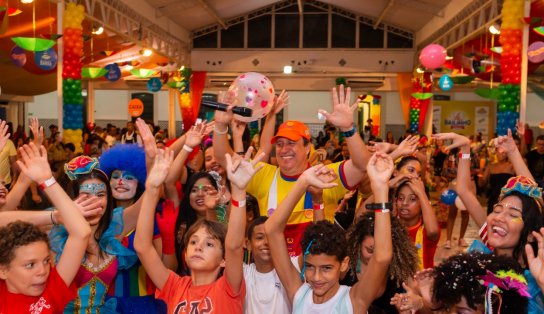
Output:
top-left (491, 226), bottom-right (507, 237)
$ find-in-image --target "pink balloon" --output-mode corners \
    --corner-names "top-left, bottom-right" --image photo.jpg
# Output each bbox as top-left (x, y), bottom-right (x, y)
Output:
top-left (419, 44), bottom-right (446, 69)
top-left (227, 72), bottom-right (275, 122)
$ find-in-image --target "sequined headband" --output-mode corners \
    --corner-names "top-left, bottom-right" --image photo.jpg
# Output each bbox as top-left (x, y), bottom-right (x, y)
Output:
top-left (499, 176), bottom-right (543, 211)
top-left (64, 156), bottom-right (106, 181)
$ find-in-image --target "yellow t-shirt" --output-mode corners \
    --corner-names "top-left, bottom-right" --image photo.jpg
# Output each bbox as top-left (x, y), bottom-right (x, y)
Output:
top-left (0, 140), bottom-right (16, 185)
top-left (246, 161), bottom-right (350, 255)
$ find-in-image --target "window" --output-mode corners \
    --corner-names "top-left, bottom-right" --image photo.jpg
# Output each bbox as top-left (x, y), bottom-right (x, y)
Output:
top-left (332, 14), bottom-right (355, 48)
top-left (248, 15), bottom-right (272, 48)
top-left (303, 14), bottom-right (328, 48)
top-left (221, 22), bottom-right (244, 48)
top-left (193, 31), bottom-right (217, 48)
top-left (359, 22), bottom-right (384, 48)
top-left (275, 14), bottom-right (299, 48)
top-left (387, 32), bottom-right (413, 48)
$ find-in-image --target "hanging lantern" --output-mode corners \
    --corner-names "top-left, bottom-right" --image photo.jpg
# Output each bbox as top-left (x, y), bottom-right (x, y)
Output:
top-left (81, 67), bottom-right (108, 79)
top-left (11, 37), bottom-right (55, 52)
top-left (130, 68), bottom-right (157, 78)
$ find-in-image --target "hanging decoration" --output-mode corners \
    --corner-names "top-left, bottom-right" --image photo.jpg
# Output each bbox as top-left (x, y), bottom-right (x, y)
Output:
top-left (172, 68), bottom-right (207, 131)
top-left (10, 46), bottom-right (26, 67)
top-left (419, 44), bottom-right (447, 69)
top-left (497, 0), bottom-right (523, 136)
top-left (11, 37), bottom-right (55, 52)
top-left (147, 77), bottom-right (162, 92)
top-left (408, 72), bottom-right (433, 132)
top-left (104, 63), bottom-right (121, 82)
top-left (62, 3), bottom-right (85, 151)
top-left (177, 67), bottom-right (192, 109)
top-left (438, 75), bottom-right (454, 91)
top-left (130, 68), bottom-right (157, 78)
top-left (34, 47), bottom-right (57, 71)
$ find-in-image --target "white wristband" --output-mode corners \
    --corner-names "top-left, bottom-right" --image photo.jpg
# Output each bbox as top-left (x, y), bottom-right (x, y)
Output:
top-left (214, 126), bottom-right (228, 135)
top-left (183, 145), bottom-right (194, 153)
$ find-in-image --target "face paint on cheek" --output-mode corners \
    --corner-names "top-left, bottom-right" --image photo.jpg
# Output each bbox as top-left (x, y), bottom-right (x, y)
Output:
top-left (80, 183), bottom-right (107, 196)
top-left (511, 217), bottom-right (523, 223)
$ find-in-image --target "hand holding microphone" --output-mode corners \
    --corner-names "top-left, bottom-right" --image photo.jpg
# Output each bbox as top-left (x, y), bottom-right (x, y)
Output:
top-left (201, 101), bottom-right (253, 117)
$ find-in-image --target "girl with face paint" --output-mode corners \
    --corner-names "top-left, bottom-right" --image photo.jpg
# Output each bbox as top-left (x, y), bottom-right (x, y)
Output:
top-left (432, 131), bottom-right (544, 314)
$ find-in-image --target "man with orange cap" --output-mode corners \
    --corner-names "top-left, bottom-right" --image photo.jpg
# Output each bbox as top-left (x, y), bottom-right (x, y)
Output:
top-left (213, 85), bottom-right (370, 255)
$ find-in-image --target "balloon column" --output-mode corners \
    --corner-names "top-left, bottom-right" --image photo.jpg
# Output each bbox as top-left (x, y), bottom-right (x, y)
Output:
top-left (409, 72), bottom-right (433, 132)
top-left (62, 3), bottom-right (85, 150)
top-left (497, 0), bottom-right (524, 135)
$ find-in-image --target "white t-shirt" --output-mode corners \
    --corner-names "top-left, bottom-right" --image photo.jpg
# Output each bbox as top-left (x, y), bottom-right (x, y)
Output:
top-left (292, 283), bottom-right (353, 314)
top-left (243, 263), bottom-right (291, 314)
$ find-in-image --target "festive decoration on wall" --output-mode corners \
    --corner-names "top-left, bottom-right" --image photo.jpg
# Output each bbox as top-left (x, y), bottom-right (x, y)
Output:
top-left (497, 0), bottom-right (524, 135)
top-left (358, 94), bottom-right (381, 136)
top-left (438, 75), bottom-right (454, 91)
top-left (408, 72), bottom-right (433, 132)
top-left (226, 72), bottom-right (275, 122)
top-left (62, 3), bottom-right (85, 151)
top-left (175, 70), bottom-right (207, 131)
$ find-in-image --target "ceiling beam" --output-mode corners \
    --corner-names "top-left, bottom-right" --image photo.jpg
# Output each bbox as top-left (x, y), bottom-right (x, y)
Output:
top-left (297, 0), bottom-right (304, 14)
top-left (374, 0), bottom-right (394, 29)
top-left (196, 0), bottom-right (228, 29)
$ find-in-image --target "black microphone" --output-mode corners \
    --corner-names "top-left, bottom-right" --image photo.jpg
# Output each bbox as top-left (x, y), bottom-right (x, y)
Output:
top-left (201, 101), bottom-right (253, 117)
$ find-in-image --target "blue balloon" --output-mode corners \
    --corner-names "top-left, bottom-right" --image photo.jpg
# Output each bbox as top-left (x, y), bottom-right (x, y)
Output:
top-left (440, 189), bottom-right (457, 205)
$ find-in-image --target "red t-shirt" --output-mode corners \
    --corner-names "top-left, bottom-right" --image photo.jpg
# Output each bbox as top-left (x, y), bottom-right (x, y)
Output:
top-left (407, 220), bottom-right (439, 269)
top-left (0, 267), bottom-right (77, 314)
top-left (156, 270), bottom-right (245, 314)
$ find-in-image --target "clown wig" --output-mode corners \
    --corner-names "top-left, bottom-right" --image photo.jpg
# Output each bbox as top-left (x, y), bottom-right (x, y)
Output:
top-left (99, 144), bottom-right (147, 190)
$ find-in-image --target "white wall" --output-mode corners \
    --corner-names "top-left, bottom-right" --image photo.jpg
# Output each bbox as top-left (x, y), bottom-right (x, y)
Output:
top-left (25, 89), bottom-right (544, 132)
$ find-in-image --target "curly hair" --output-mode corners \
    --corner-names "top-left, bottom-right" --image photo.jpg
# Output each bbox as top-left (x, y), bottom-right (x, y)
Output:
top-left (99, 144), bottom-right (147, 190)
top-left (432, 252), bottom-right (527, 314)
top-left (0, 221), bottom-right (50, 266)
top-left (301, 220), bottom-right (347, 261)
top-left (346, 212), bottom-right (418, 286)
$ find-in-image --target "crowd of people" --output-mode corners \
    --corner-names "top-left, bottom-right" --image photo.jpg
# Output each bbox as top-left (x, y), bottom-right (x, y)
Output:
top-left (0, 85), bottom-right (543, 313)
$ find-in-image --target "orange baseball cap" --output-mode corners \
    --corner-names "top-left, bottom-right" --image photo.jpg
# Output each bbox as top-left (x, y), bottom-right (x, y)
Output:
top-left (271, 121), bottom-right (311, 144)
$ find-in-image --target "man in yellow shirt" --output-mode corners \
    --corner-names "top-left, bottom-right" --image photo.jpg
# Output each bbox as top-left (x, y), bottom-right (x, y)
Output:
top-left (214, 86), bottom-right (370, 255)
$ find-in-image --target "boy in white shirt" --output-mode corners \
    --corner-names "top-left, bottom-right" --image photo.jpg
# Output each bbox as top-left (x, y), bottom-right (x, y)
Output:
top-left (244, 216), bottom-right (291, 314)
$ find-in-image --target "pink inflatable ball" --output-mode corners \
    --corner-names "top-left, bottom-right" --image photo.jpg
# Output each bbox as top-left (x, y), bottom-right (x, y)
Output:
top-left (419, 44), bottom-right (447, 70)
top-left (227, 72), bottom-right (275, 122)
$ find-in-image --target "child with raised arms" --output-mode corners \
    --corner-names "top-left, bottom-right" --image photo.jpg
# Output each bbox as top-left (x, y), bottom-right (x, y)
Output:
top-left (264, 153), bottom-right (393, 313)
top-left (135, 148), bottom-right (265, 313)
top-left (0, 143), bottom-right (91, 313)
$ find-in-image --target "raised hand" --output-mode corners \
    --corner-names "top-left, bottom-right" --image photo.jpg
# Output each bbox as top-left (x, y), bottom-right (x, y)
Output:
top-left (390, 282), bottom-right (424, 314)
top-left (16, 143), bottom-right (52, 183)
top-left (185, 121), bottom-right (209, 148)
top-left (368, 141), bottom-right (393, 154)
top-left (214, 91), bottom-right (236, 125)
top-left (136, 118), bottom-right (157, 159)
top-left (366, 152), bottom-right (394, 186)
top-left (29, 117), bottom-right (44, 146)
top-left (0, 119), bottom-right (10, 152)
top-left (407, 177), bottom-right (426, 198)
top-left (271, 90), bottom-right (289, 114)
top-left (73, 195), bottom-right (105, 220)
top-left (395, 135), bottom-right (419, 156)
top-left (516, 120), bottom-right (525, 137)
top-left (431, 133), bottom-right (470, 152)
top-left (145, 149), bottom-right (174, 189)
top-left (300, 164), bottom-right (339, 190)
top-left (230, 119), bottom-right (247, 139)
top-left (225, 147), bottom-right (265, 190)
top-left (526, 227), bottom-right (544, 289)
top-left (494, 128), bottom-right (518, 155)
top-left (318, 85), bottom-right (357, 130)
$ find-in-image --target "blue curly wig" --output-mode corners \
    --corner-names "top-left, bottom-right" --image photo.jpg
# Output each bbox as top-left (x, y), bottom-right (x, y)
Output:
top-left (99, 144), bottom-right (147, 189)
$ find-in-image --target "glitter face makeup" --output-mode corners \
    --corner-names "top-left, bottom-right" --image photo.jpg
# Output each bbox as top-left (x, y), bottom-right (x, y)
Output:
top-left (79, 183), bottom-right (107, 196)
top-left (110, 170), bottom-right (138, 200)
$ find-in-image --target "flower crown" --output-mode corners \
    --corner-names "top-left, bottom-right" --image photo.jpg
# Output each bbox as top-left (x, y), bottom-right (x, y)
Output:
top-left (479, 270), bottom-right (530, 313)
top-left (64, 156), bottom-right (104, 181)
top-left (500, 176), bottom-right (543, 211)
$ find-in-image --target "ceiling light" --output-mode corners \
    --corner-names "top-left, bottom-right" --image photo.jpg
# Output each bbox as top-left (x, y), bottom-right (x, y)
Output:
top-left (283, 65), bottom-right (293, 74)
top-left (21, 0), bottom-right (34, 3)
top-left (416, 67), bottom-right (424, 74)
top-left (140, 48), bottom-right (152, 57)
top-left (92, 26), bottom-right (104, 35)
top-left (445, 55), bottom-right (453, 60)
top-left (489, 23), bottom-right (501, 35)
top-left (125, 65), bottom-right (134, 70)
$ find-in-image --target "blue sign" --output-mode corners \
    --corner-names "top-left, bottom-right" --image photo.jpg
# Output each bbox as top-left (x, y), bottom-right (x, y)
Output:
top-left (104, 63), bottom-right (121, 82)
top-left (34, 48), bottom-right (58, 71)
top-left (147, 77), bottom-right (162, 92)
top-left (439, 75), bottom-right (454, 91)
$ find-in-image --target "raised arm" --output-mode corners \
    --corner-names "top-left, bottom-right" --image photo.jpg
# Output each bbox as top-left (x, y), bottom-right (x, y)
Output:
top-left (432, 133), bottom-right (486, 227)
top-left (134, 149), bottom-right (174, 290)
top-left (16, 143), bottom-right (91, 286)
top-left (496, 128), bottom-right (533, 180)
top-left (0, 119), bottom-right (9, 153)
top-left (319, 85), bottom-right (369, 188)
top-left (408, 177), bottom-right (439, 241)
top-left (224, 148), bottom-right (265, 293)
top-left (212, 91), bottom-right (236, 170)
top-left (257, 90), bottom-right (289, 162)
top-left (351, 153), bottom-right (393, 310)
top-left (135, 118), bottom-right (157, 172)
top-left (264, 164), bottom-right (338, 303)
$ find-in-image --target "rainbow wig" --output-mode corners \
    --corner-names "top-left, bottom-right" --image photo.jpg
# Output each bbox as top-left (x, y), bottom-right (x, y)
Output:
top-left (99, 144), bottom-right (147, 189)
